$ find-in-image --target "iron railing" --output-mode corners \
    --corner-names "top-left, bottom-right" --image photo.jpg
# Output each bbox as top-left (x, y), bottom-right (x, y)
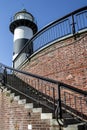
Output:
top-left (13, 6), bottom-right (87, 68)
top-left (0, 63), bottom-right (87, 125)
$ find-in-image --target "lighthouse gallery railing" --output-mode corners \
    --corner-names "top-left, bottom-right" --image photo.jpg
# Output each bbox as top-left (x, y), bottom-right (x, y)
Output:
top-left (13, 6), bottom-right (87, 68)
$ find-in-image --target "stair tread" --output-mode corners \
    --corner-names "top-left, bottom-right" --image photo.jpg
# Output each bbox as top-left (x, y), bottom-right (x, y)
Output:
top-left (41, 113), bottom-right (53, 119)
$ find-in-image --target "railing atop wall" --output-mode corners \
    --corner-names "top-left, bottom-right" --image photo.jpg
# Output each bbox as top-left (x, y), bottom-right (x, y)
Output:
top-left (13, 6), bottom-right (87, 68)
top-left (0, 63), bottom-right (87, 125)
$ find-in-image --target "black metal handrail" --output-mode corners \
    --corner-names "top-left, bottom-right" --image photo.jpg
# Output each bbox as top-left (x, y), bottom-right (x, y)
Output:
top-left (0, 62), bottom-right (87, 124)
top-left (13, 6), bottom-right (87, 68)
top-left (0, 62), bottom-right (87, 95)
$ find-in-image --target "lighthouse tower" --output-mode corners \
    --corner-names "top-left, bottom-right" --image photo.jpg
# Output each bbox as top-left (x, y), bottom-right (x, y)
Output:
top-left (9, 9), bottom-right (38, 64)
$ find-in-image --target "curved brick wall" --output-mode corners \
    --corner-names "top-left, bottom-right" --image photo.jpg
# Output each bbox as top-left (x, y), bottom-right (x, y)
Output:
top-left (21, 32), bottom-right (87, 91)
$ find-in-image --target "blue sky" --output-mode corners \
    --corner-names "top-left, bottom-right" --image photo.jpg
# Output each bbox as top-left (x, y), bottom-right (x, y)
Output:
top-left (0, 0), bottom-right (87, 66)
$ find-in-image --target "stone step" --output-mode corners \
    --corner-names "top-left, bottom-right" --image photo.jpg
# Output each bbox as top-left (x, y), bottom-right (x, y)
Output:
top-left (5, 90), bottom-right (11, 96)
top-left (63, 122), bottom-right (85, 130)
top-left (50, 119), bottom-right (58, 125)
top-left (14, 95), bottom-right (20, 101)
top-left (18, 99), bottom-right (26, 105)
top-left (33, 108), bottom-right (42, 113)
top-left (41, 113), bottom-right (52, 119)
top-left (0, 85), bottom-right (4, 91)
top-left (0, 89), bottom-right (2, 92)
top-left (3, 88), bottom-right (7, 92)
top-left (10, 93), bottom-right (15, 98)
top-left (25, 103), bottom-right (33, 109)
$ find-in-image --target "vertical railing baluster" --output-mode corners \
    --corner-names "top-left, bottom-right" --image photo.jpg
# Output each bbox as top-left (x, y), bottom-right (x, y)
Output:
top-left (64, 92), bottom-right (66, 104)
top-left (58, 83), bottom-right (62, 119)
top-left (37, 79), bottom-right (39, 90)
top-left (74, 95), bottom-right (77, 110)
top-left (3, 67), bottom-right (7, 85)
top-left (72, 14), bottom-right (75, 34)
top-left (80, 97), bottom-right (83, 117)
top-left (53, 87), bottom-right (56, 117)
top-left (71, 14), bottom-right (76, 40)
top-left (35, 79), bottom-right (36, 89)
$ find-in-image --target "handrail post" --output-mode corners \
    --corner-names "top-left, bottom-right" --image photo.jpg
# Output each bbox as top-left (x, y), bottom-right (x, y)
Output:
top-left (58, 83), bottom-right (62, 119)
top-left (71, 14), bottom-right (76, 39)
top-left (53, 87), bottom-right (56, 118)
top-left (3, 67), bottom-right (7, 85)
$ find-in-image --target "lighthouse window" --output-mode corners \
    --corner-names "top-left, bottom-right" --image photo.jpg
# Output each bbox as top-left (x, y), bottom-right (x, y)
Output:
top-left (14, 13), bottom-right (33, 21)
top-left (25, 14), bottom-right (33, 21)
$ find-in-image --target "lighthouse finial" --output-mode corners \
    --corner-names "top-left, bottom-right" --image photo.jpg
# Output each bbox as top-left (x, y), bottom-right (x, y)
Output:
top-left (21, 2), bottom-right (25, 11)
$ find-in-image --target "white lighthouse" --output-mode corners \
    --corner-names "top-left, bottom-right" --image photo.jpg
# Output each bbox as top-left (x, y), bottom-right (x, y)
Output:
top-left (9, 9), bottom-right (38, 65)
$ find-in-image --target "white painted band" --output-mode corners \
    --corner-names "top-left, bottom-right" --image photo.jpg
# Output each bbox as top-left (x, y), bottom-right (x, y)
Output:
top-left (14, 26), bottom-right (33, 41)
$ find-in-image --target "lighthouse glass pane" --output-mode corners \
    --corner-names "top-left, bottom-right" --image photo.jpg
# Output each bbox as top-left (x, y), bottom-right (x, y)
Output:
top-left (14, 13), bottom-right (33, 21)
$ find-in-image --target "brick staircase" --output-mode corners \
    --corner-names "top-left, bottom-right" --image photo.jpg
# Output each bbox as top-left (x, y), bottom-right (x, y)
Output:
top-left (0, 63), bottom-right (87, 130)
top-left (0, 87), bottom-right (59, 130)
top-left (0, 84), bottom-right (86, 130)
